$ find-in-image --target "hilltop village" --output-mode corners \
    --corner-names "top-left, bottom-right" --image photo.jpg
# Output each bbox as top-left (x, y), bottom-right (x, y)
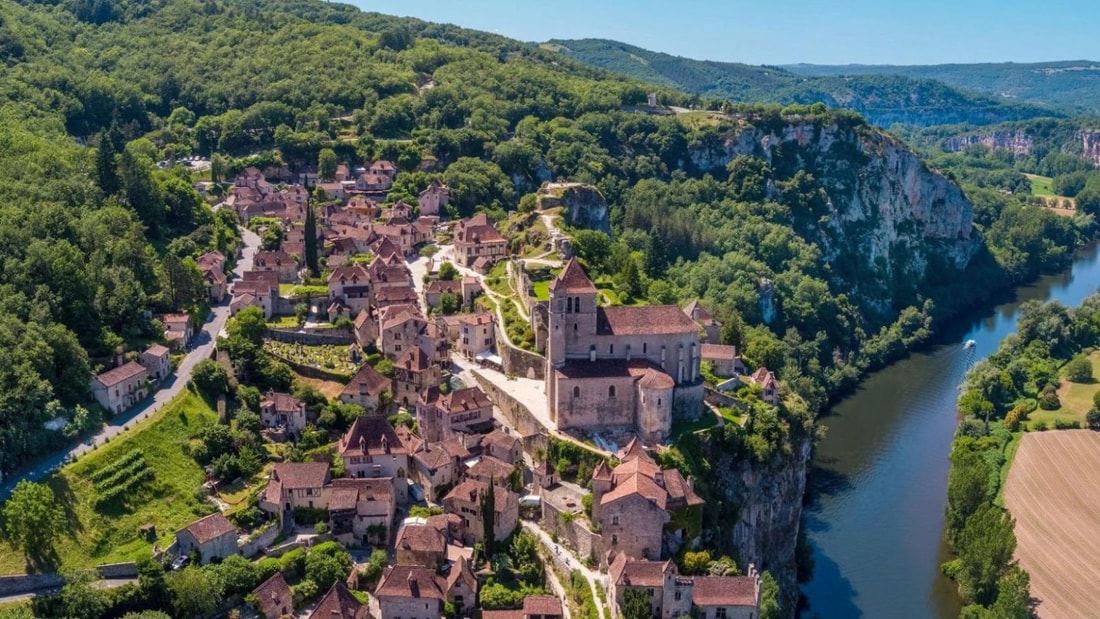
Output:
top-left (6, 156), bottom-right (787, 619)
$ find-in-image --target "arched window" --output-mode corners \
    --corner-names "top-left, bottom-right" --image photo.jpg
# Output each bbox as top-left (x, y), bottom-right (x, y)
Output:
top-left (573, 386), bottom-right (580, 398)
top-left (657, 398), bottom-right (662, 406)
top-left (609, 386), bottom-right (616, 398)
top-left (574, 296), bottom-right (581, 312)
top-left (573, 323), bottom-right (578, 334)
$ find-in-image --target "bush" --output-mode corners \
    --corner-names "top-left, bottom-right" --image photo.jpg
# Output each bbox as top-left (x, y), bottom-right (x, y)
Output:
top-left (192, 359), bottom-right (229, 398)
top-left (1063, 355), bottom-right (1094, 383)
top-left (1054, 419), bottom-right (1080, 430)
top-left (1087, 408), bottom-right (1100, 430)
top-left (1032, 420), bottom-right (1049, 431)
top-left (1038, 387), bottom-right (1061, 410)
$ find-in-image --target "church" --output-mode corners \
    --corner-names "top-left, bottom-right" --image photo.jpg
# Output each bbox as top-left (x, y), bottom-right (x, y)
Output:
top-left (545, 260), bottom-right (704, 443)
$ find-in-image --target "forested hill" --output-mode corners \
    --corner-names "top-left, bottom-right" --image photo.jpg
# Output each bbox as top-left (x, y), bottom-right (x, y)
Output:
top-left (541, 38), bottom-right (1061, 127)
top-left (785, 60), bottom-right (1100, 115)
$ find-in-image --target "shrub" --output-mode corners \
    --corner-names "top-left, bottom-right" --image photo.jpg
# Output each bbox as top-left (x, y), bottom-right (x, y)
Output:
top-left (1054, 419), bottom-right (1080, 430)
top-left (1087, 408), bottom-right (1100, 430)
top-left (1032, 420), bottom-right (1049, 431)
top-left (1038, 388), bottom-right (1061, 410)
top-left (1064, 355), bottom-right (1094, 383)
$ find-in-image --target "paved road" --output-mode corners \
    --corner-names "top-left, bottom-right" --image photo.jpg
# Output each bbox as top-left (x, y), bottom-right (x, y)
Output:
top-left (0, 578), bottom-right (137, 606)
top-left (522, 520), bottom-right (607, 619)
top-left (0, 228), bottom-right (260, 500)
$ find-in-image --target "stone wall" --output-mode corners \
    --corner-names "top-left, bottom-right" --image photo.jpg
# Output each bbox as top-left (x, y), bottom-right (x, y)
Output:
top-left (471, 371), bottom-right (550, 437)
top-left (267, 353), bottom-right (353, 382)
top-left (266, 328), bottom-right (356, 346)
top-left (540, 502), bottom-right (603, 563)
top-left (0, 563), bottom-right (138, 597)
top-left (494, 323), bottom-right (546, 380)
top-left (241, 522), bottom-right (281, 558)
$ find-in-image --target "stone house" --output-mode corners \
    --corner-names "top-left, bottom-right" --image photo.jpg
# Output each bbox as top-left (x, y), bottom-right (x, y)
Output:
top-left (700, 344), bottom-right (743, 379)
top-left (592, 440), bottom-right (703, 562)
top-left (607, 553), bottom-right (760, 619)
top-left (328, 477), bottom-right (395, 547)
top-left (328, 265), bottom-right (372, 316)
top-left (198, 251), bottom-right (228, 302)
top-left (749, 367), bottom-right (780, 405)
top-left (481, 429), bottom-right (523, 465)
top-left (259, 462), bottom-right (331, 517)
top-left (356, 173), bottom-right (391, 192)
top-left (453, 213), bottom-right (508, 270)
top-left (369, 160), bottom-right (397, 180)
top-left (418, 180), bottom-right (450, 217)
top-left (465, 455), bottom-right (515, 488)
top-left (140, 344), bottom-right (171, 382)
top-left (382, 201), bottom-right (415, 221)
top-left (546, 260), bottom-right (702, 443)
top-left (338, 416), bottom-right (409, 504)
top-left (232, 271), bottom-right (279, 318)
top-left (353, 309), bottom-right (378, 349)
top-left (392, 348), bottom-right (442, 409)
top-left (339, 364), bottom-right (392, 413)
top-left (260, 390), bottom-right (307, 439)
top-left (253, 250), bottom-right (298, 283)
top-left (312, 582), bottom-right (367, 619)
top-left (416, 386), bottom-right (494, 443)
top-left (424, 279), bottom-right (461, 310)
top-left (395, 520), bottom-right (447, 567)
top-left (374, 285), bottom-right (419, 311)
top-left (445, 556), bottom-right (478, 615)
top-left (91, 361), bottom-right (149, 415)
top-left (683, 300), bottom-right (721, 344)
top-left (160, 313), bottom-right (194, 350)
top-left (410, 437), bottom-right (470, 502)
top-left (252, 572), bottom-right (294, 619)
top-left (380, 308), bottom-right (428, 360)
top-left (176, 512), bottom-right (238, 564)
top-left (457, 312), bottom-right (495, 360)
top-left (374, 566), bottom-right (445, 619)
top-left (442, 479), bottom-right (519, 545)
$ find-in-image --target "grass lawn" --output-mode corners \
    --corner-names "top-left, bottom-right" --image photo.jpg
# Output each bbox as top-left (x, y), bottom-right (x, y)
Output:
top-left (1025, 174), bottom-right (1055, 197)
top-left (671, 413), bottom-right (718, 442)
top-left (293, 374), bottom-right (348, 400)
top-left (1028, 350), bottom-right (1100, 429)
top-left (0, 391), bottom-right (219, 575)
top-left (267, 315), bottom-right (299, 329)
top-left (532, 280), bottom-right (550, 301)
top-left (995, 430), bottom-right (1025, 507)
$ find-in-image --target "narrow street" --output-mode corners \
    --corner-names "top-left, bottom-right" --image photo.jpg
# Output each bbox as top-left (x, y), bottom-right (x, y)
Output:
top-left (522, 521), bottom-right (608, 619)
top-left (0, 227), bottom-right (261, 500)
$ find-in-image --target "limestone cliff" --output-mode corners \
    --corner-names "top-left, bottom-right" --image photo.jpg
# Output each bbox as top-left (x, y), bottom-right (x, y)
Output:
top-left (537, 183), bottom-right (610, 233)
top-left (943, 129), bottom-right (1035, 156)
top-left (690, 118), bottom-right (980, 315)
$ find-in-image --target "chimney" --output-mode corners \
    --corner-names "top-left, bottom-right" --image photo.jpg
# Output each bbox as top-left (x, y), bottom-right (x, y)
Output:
top-left (116, 354), bottom-right (125, 367)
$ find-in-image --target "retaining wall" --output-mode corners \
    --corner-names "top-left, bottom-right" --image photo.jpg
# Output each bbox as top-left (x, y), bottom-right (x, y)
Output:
top-left (266, 328), bottom-right (356, 346)
top-left (0, 562), bottom-right (138, 597)
top-left (241, 523), bottom-right (281, 558)
top-left (268, 353), bottom-right (354, 383)
top-left (471, 371), bottom-right (550, 437)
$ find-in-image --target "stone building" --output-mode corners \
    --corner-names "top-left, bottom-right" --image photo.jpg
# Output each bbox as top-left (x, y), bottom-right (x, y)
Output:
top-left (607, 553), bottom-right (761, 619)
top-left (90, 361), bottom-right (149, 415)
top-left (418, 180), bottom-right (450, 217)
top-left (442, 479), bottom-right (519, 545)
top-left (176, 513), bottom-right (238, 565)
top-left (260, 390), bottom-right (307, 439)
top-left (339, 364), bottom-right (392, 413)
top-left (338, 415), bottom-right (409, 504)
top-left (545, 259), bottom-right (703, 443)
top-left (416, 386), bottom-right (494, 442)
top-left (453, 213), bottom-right (508, 271)
top-left (457, 312), bottom-right (495, 360)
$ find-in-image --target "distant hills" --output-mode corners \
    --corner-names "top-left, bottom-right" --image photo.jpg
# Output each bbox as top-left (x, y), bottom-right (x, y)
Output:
top-left (785, 61), bottom-right (1100, 115)
top-left (542, 39), bottom-right (1065, 127)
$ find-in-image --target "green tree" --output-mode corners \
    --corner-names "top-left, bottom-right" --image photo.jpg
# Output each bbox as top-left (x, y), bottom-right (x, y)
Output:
top-left (621, 587), bottom-right (652, 619)
top-left (439, 292), bottom-right (461, 315)
top-left (988, 565), bottom-right (1035, 619)
top-left (681, 550), bottom-right (712, 575)
top-left (57, 570), bottom-right (109, 619)
top-left (2, 480), bottom-right (64, 561)
top-left (759, 571), bottom-right (781, 619)
top-left (261, 223), bottom-right (283, 251)
top-left (119, 143), bottom-right (166, 233)
top-left (955, 506), bottom-right (1016, 606)
top-left (167, 566), bottom-right (223, 618)
top-left (946, 447), bottom-right (992, 544)
top-left (439, 261), bottom-right (459, 281)
top-left (481, 478), bottom-right (496, 557)
top-left (317, 148), bottom-right (338, 181)
top-left (191, 359), bottom-right (228, 398)
top-left (95, 129), bottom-right (120, 196)
top-left (1063, 355), bottom-right (1093, 383)
top-left (304, 202), bottom-right (319, 276)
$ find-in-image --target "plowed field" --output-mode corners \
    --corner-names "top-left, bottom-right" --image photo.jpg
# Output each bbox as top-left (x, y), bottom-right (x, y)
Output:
top-left (1003, 430), bottom-right (1100, 618)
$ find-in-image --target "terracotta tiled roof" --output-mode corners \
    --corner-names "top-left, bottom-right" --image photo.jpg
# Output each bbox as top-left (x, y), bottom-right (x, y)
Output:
top-left (447, 555), bottom-right (477, 595)
top-left (444, 479), bottom-right (514, 513)
top-left (597, 305), bottom-right (699, 336)
top-left (454, 214), bottom-right (505, 245)
top-left (329, 264), bottom-right (369, 284)
top-left (396, 523), bottom-right (446, 555)
top-left (751, 367), bottom-right (778, 390)
top-left (374, 286), bottom-right (419, 305)
top-left (426, 280), bottom-right (462, 295)
top-left (342, 364), bottom-right (391, 399)
top-left (396, 347), bottom-right (432, 372)
top-left (374, 565), bottom-right (445, 600)
top-left (550, 258), bottom-right (597, 294)
top-left (700, 343), bottom-right (738, 361)
top-left (95, 361), bottom-right (148, 387)
top-left (439, 387), bottom-right (492, 415)
top-left (691, 575), bottom-right (758, 607)
top-left (457, 312), bottom-right (494, 326)
top-left (143, 344), bottom-right (170, 358)
top-left (311, 582), bottom-right (364, 618)
top-left (637, 367), bottom-right (675, 390)
top-left (261, 391), bottom-right (303, 413)
top-left (412, 441), bottom-right (459, 472)
top-left (482, 611), bottom-right (524, 619)
top-left (271, 462), bottom-right (329, 490)
top-left (242, 270), bottom-right (280, 287)
top-left (610, 554), bottom-right (672, 587)
top-left (339, 416), bottom-right (407, 457)
top-left (466, 455), bottom-right (514, 482)
top-left (684, 300), bottom-right (719, 326)
top-left (253, 572), bottom-right (293, 618)
top-left (554, 360), bottom-right (674, 389)
top-left (600, 471), bottom-right (667, 510)
top-left (182, 512), bottom-right (235, 544)
top-left (329, 478), bottom-right (393, 515)
top-left (482, 429), bottom-right (520, 453)
top-left (354, 309), bottom-right (372, 329)
top-left (524, 595), bottom-right (564, 616)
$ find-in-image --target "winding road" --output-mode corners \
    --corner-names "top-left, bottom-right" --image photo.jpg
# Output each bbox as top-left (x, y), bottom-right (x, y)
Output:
top-left (0, 227), bottom-right (261, 501)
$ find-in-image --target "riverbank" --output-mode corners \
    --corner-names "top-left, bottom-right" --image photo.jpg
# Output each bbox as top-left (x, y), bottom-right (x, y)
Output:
top-left (801, 241), bottom-right (1100, 618)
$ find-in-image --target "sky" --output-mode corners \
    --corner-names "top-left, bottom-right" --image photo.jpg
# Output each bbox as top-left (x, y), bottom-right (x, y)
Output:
top-left (350, 0), bottom-right (1100, 66)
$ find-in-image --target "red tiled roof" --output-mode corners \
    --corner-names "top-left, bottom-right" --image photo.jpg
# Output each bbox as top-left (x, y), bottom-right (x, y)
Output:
top-left (342, 364), bottom-right (391, 398)
top-left (600, 472), bottom-right (667, 510)
top-left (691, 575), bottom-right (758, 607)
top-left (311, 582), bottom-right (364, 618)
top-left (439, 387), bottom-right (492, 415)
top-left (700, 343), bottom-right (738, 361)
top-left (444, 479), bottom-right (514, 513)
top-left (457, 312), bottom-right (494, 326)
top-left (610, 554), bottom-right (672, 587)
top-left (550, 258), bottom-right (597, 294)
top-left (95, 361), bottom-right (148, 387)
top-left (597, 305), bottom-right (698, 336)
top-left (396, 347), bottom-right (432, 372)
top-left (271, 462), bottom-right (329, 489)
top-left (524, 595), bottom-right (564, 616)
top-left (339, 416), bottom-right (407, 457)
top-left (143, 344), bottom-right (170, 358)
top-left (374, 565), bottom-right (445, 600)
top-left (466, 456), bottom-right (514, 482)
top-left (396, 523), bottom-right (446, 555)
top-left (426, 280), bottom-right (462, 295)
top-left (182, 512), bottom-right (235, 544)
top-left (261, 391), bottom-right (303, 413)
top-left (253, 572), bottom-right (293, 618)
top-left (329, 477), bottom-right (393, 514)
top-left (482, 611), bottom-right (524, 619)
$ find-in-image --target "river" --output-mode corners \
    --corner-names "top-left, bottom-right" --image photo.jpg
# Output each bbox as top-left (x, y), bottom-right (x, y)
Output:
top-left (800, 241), bottom-right (1100, 619)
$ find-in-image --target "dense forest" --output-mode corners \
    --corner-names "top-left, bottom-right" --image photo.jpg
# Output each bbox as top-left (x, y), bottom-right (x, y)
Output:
top-left (0, 0), bottom-right (1094, 479)
top-left (545, 38), bottom-right (1060, 127)
top-left (787, 60), bottom-right (1100, 115)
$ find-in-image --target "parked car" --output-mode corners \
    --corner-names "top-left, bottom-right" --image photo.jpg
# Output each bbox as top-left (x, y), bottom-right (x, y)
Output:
top-left (409, 483), bottom-right (425, 502)
top-left (170, 555), bottom-right (190, 571)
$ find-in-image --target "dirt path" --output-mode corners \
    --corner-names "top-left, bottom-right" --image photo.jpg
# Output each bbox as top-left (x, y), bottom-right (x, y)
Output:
top-left (1004, 430), bottom-right (1100, 618)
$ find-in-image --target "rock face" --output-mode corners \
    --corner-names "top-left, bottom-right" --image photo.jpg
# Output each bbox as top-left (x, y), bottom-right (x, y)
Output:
top-left (691, 120), bottom-right (980, 314)
top-left (705, 436), bottom-right (811, 617)
top-left (943, 129), bottom-right (1034, 156)
top-left (1079, 130), bottom-right (1100, 166)
top-left (537, 183), bottom-right (610, 233)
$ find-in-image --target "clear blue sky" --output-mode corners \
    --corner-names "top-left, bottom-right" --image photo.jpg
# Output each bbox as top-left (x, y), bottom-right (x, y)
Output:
top-left (350, 0), bottom-right (1099, 65)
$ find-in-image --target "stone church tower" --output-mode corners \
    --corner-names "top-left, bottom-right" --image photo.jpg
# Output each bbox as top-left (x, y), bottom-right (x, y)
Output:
top-left (546, 260), bottom-right (600, 419)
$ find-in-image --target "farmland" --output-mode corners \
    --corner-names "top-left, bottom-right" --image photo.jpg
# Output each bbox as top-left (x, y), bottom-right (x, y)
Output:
top-left (1003, 430), bottom-right (1100, 618)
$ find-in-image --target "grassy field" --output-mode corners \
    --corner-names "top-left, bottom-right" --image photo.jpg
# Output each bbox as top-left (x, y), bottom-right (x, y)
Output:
top-left (1027, 350), bottom-right (1099, 429)
top-left (0, 391), bottom-right (219, 575)
top-left (1025, 173), bottom-right (1055, 196)
top-left (1004, 431), bottom-right (1100, 618)
top-left (293, 374), bottom-right (347, 400)
top-left (532, 279), bottom-right (550, 301)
